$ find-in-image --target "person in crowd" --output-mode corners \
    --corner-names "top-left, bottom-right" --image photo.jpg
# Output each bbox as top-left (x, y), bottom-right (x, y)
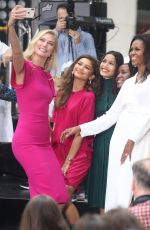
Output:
top-left (103, 208), bottom-right (145, 230)
top-left (0, 41), bottom-right (15, 102)
top-left (19, 195), bottom-right (69, 230)
top-left (61, 34), bottom-right (150, 211)
top-left (87, 51), bottom-right (123, 214)
top-left (116, 63), bottom-right (131, 90)
top-left (8, 5), bottom-right (68, 205)
top-left (0, 78), bottom-right (14, 143)
top-left (74, 213), bottom-right (107, 230)
top-left (51, 55), bottom-right (101, 225)
top-left (129, 158), bottom-right (150, 230)
top-left (53, 3), bottom-right (97, 77)
top-left (0, 41), bottom-right (13, 143)
top-left (0, 40), bottom-right (12, 67)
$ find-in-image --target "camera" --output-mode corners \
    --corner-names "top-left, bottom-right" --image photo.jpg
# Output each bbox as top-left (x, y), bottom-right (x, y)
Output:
top-left (65, 14), bottom-right (79, 30)
top-left (65, 0), bottom-right (79, 30)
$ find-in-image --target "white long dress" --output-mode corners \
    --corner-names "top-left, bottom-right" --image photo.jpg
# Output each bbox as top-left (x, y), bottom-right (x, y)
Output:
top-left (80, 73), bottom-right (150, 211)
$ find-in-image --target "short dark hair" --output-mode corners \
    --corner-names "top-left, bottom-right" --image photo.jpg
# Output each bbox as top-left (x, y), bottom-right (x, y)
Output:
top-left (132, 158), bottom-right (150, 190)
top-left (103, 208), bottom-right (145, 230)
top-left (75, 213), bottom-right (108, 230)
top-left (129, 34), bottom-right (150, 80)
top-left (56, 3), bottom-right (68, 13)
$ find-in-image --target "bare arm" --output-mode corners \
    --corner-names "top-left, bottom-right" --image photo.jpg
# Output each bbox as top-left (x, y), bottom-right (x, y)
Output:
top-left (62, 134), bottom-right (82, 176)
top-left (8, 5), bottom-right (26, 84)
top-left (60, 126), bottom-right (81, 142)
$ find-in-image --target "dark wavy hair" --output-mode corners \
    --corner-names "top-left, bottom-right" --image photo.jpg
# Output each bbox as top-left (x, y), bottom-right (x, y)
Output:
top-left (100, 51), bottom-right (124, 95)
top-left (55, 55), bottom-right (101, 108)
top-left (129, 34), bottom-right (150, 82)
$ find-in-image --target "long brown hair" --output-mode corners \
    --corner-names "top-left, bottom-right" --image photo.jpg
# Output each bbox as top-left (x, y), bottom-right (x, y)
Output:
top-left (55, 55), bottom-right (101, 108)
top-left (19, 195), bottom-right (69, 230)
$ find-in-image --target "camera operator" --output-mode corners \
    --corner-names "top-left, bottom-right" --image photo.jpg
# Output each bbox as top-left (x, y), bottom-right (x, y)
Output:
top-left (54, 3), bottom-right (97, 77)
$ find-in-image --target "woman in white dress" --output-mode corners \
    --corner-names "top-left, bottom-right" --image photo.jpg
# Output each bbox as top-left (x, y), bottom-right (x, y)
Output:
top-left (60, 34), bottom-right (150, 211)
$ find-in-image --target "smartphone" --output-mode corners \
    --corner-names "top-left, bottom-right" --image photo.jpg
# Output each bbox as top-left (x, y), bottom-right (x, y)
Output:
top-left (24, 8), bottom-right (35, 19)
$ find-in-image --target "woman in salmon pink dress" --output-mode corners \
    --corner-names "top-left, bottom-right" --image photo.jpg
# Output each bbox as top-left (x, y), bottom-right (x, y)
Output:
top-left (8, 5), bottom-right (68, 205)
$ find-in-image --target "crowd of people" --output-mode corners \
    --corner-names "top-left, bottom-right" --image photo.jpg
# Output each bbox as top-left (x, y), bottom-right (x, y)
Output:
top-left (0, 3), bottom-right (150, 230)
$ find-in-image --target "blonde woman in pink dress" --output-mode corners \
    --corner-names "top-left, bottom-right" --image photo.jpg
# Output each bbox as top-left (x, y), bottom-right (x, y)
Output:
top-left (8, 5), bottom-right (68, 205)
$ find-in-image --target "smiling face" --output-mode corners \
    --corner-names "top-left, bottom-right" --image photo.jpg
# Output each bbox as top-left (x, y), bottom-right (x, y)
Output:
top-left (129, 39), bottom-right (145, 68)
top-left (73, 58), bottom-right (94, 82)
top-left (34, 33), bottom-right (56, 59)
top-left (116, 64), bottom-right (131, 89)
top-left (100, 54), bottom-right (116, 79)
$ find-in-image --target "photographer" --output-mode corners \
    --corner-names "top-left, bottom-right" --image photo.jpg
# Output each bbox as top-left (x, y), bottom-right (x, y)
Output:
top-left (54, 3), bottom-right (97, 77)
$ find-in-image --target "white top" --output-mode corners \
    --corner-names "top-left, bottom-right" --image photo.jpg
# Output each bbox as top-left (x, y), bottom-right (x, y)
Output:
top-left (0, 41), bottom-right (13, 142)
top-left (0, 41), bottom-right (9, 56)
top-left (79, 73), bottom-right (150, 210)
top-left (80, 73), bottom-right (150, 143)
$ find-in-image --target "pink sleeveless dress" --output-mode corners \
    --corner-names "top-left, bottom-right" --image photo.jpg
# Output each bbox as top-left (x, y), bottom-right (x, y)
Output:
top-left (11, 61), bottom-right (68, 204)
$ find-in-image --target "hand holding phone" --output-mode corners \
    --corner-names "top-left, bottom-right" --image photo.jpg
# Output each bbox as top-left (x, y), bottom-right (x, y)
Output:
top-left (24, 8), bottom-right (35, 18)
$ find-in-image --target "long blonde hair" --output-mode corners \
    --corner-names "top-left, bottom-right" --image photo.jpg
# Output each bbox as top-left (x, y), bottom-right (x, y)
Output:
top-left (23, 29), bottom-right (57, 72)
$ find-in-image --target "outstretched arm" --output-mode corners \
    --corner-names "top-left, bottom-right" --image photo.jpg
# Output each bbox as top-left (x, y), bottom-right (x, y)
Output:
top-left (61, 126), bottom-right (81, 142)
top-left (8, 5), bottom-right (26, 84)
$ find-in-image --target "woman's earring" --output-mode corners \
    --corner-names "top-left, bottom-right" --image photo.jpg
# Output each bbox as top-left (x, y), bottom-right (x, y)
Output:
top-left (89, 79), bottom-right (92, 85)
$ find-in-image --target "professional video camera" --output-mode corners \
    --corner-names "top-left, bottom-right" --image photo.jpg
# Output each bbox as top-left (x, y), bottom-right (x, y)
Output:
top-left (65, 0), bottom-right (79, 30)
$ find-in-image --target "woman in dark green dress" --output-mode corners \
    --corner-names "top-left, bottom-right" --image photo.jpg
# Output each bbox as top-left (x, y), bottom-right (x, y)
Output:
top-left (87, 51), bottom-right (124, 213)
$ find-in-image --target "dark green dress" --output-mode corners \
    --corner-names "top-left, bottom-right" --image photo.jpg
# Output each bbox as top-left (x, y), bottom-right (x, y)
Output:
top-left (87, 78), bottom-right (117, 209)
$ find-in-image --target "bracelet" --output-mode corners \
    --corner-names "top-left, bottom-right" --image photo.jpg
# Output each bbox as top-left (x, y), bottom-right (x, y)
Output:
top-left (67, 156), bottom-right (72, 161)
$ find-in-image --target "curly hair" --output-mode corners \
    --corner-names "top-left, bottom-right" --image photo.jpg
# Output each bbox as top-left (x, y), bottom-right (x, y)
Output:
top-left (55, 55), bottom-right (101, 108)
